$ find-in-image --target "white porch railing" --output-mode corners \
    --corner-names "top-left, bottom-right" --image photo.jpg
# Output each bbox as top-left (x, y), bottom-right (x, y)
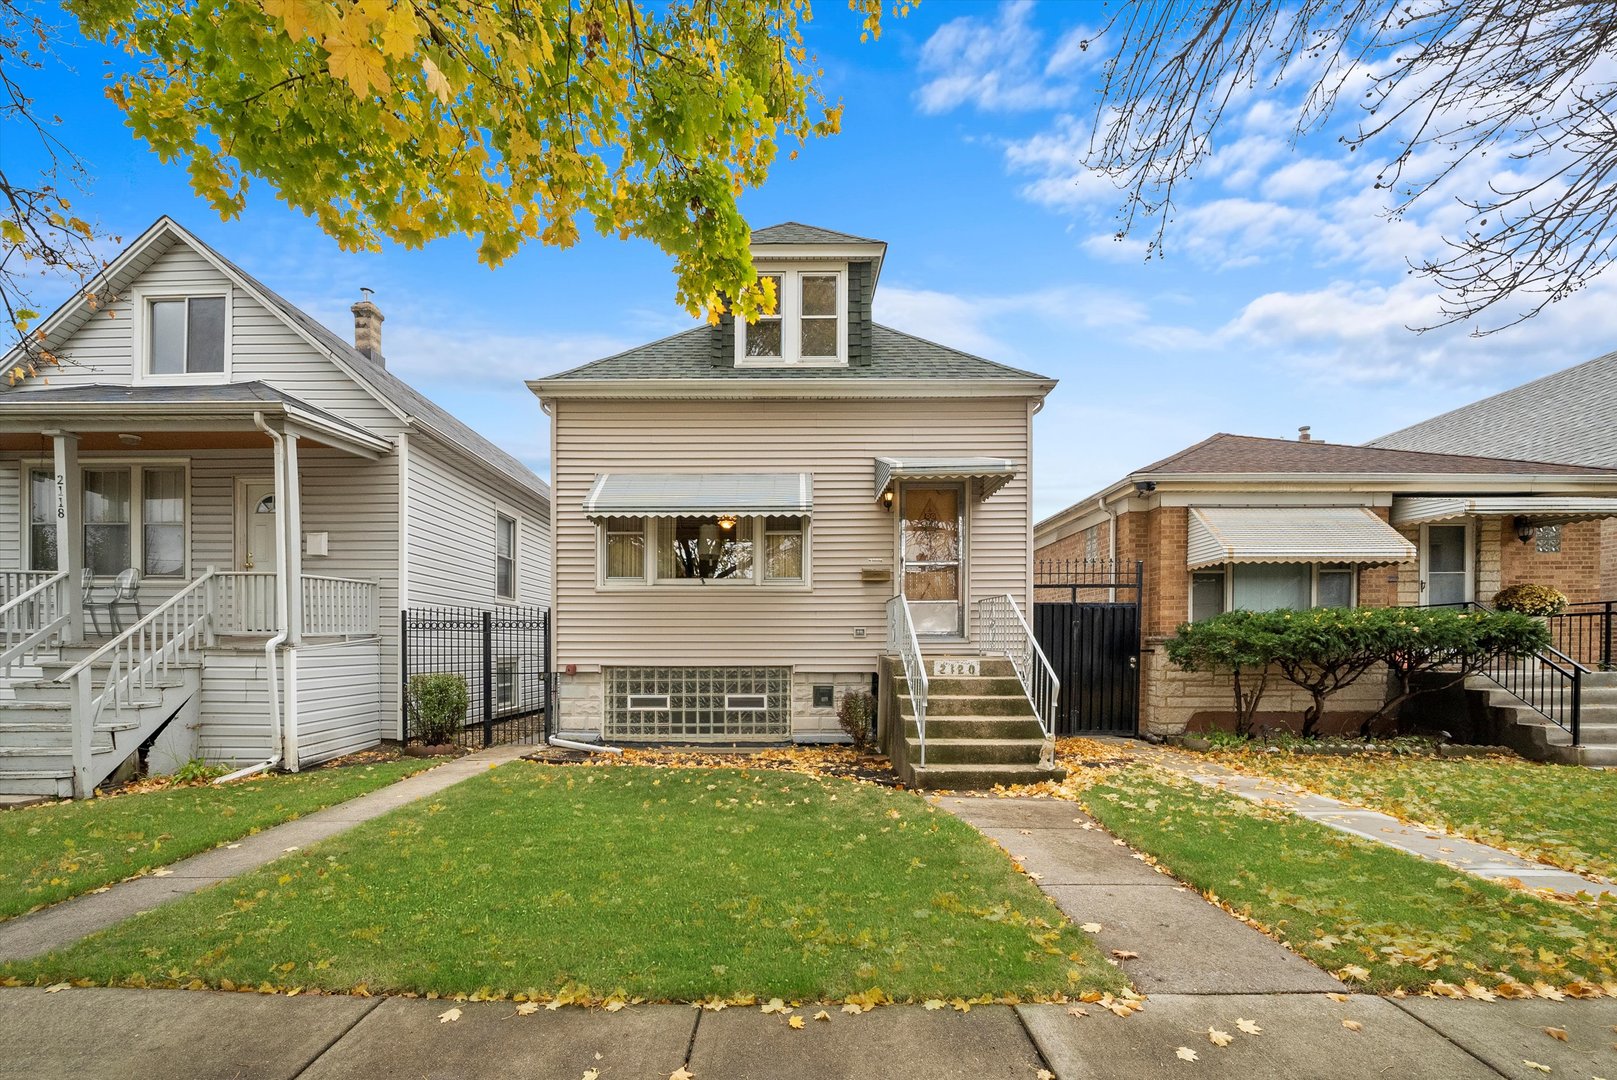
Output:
top-left (887, 594), bottom-right (930, 767)
top-left (58, 569), bottom-right (216, 797)
top-left (2, 571), bottom-right (59, 606)
top-left (302, 575), bottom-right (379, 636)
top-left (978, 593), bottom-right (1060, 741)
top-left (213, 572), bottom-right (280, 635)
top-left (0, 571), bottom-right (70, 675)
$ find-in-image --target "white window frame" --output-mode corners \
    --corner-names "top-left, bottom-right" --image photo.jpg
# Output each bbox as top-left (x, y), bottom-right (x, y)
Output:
top-left (735, 265), bottom-right (849, 367)
top-left (22, 458), bottom-right (192, 579)
top-left (1187, 562), bottom-right (1360, 620)
top-left (494, 656), bottom-right (519, 713)
top-left (131, 286), bottom-right (233, 384)
top-left (1419, 520), bottom-right (1474, 606)
top-left (596, 514), bottom-right (811, 590)
top-left (495, 510), bottom-right (518, 602)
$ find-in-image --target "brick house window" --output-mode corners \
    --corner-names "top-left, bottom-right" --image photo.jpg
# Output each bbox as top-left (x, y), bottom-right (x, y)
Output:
top-left (1191, 562), bottom-right (1357, 620)
top-left (1535, 525), bottom-right (1562, 553)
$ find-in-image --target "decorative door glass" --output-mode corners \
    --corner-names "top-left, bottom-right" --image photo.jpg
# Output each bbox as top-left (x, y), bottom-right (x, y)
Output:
top-left (901, 484), bottom-right (963, 636)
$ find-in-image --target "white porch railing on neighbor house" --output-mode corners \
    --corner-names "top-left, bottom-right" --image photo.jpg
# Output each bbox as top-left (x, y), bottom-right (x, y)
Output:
top-left (978, 594), bottom-right (1060, 742)
top-left (887, 595), bottom-right (930, 767)
top-left (58, 569), bottom-right (216, 797)
top-left (302, 575), bottom-right (380, 636)
top-left (0, 571), bottom-right (70, 676)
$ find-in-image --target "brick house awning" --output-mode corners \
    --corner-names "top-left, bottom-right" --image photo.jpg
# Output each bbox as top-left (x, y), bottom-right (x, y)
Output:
top-left (582, 472), bottom-right (813, 518)
top-left (1391, 495), bottom-right (1617, 528)
top-left (1186, 507), bottom-right (1417, 569)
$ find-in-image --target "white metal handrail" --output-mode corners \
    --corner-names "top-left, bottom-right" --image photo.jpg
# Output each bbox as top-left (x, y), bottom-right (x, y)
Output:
top-left (0, 571), bottom-right (70, 675)
top-left (887, 594), bottom-right (930, 767)
top-left (58, 569), bottom-right (216, 797)
top-left (302, 575), bottom-right (380, 636)
top-left (978, 593), bottom-right (1060, 740)
top-left (212, 572), bottom-right (279, 634)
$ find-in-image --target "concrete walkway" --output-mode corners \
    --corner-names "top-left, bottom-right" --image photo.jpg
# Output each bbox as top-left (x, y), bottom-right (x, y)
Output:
top-left (1152, 752), bottom-right (1617, 897)
top-left (4, 986), bottom-right (1616, 1079)
top-left (0, 745), bottom-right (529, 963)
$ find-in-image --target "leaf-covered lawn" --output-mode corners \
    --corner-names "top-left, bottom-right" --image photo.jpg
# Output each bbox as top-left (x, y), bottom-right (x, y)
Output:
top-left (1205, 750), bottom-right (1617, 882)
top-left (2, 764), bottom-right (1123, 1002)
top-left (0, 759), bottom-right (436, 921)
top-left (1085, 767), bottom-right (1617, 995)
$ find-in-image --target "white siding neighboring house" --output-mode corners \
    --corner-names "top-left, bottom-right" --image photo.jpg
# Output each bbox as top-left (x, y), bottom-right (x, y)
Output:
top-left (0, 217), bottom-right (549, 798)
top-left (531, 224), bottom-right (1059, 787)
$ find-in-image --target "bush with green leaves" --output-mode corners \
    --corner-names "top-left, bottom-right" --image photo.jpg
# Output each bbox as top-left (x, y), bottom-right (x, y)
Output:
top-left (406, 673), bottom-right (469, 745)
top-left (837, 689), bottom-right (877, 754)
top-left (1165, 606), bottom-right (1549, 739)
top-left (1492, 583), bottom-right (1568, 616)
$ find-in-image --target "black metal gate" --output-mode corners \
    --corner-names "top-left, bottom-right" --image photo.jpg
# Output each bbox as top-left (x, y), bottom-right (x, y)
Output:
top-left (1033, 560), bottom-right (1142, 735)
top-left (401, 606), bottom-right (553, 749)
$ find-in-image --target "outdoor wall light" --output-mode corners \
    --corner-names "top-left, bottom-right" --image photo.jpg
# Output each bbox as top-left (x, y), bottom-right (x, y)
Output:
top-left (717, 515), bottom-right (738, 531)
top-left (881, 490), bottom-right (896, 511)
top-left (1514, 517), bottom-right (1537, 544)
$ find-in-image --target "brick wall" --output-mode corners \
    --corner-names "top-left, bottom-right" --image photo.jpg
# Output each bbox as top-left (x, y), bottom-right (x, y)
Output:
top-left (1495, 517), bottom-right (1606, 603)
top-left (1140, 647), bottom-right (1392, 737)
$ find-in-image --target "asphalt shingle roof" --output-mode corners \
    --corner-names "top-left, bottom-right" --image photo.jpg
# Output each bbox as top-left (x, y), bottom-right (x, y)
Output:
top-left (2, 382), bottom-right (377, 443)
top-left (1368, 349), bottom-right (1617, 469)
top-left (750, 222), bottom-right (883, 245)
top-left (540, 323), bottom-right (1052, 383)
top-left (1135, 433), bottom-right (1614, 477)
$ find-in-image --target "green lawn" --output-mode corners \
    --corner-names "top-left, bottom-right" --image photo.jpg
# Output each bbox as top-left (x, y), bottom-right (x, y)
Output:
top-left (1206, 750), bottom-right (1617, 882)
top-left (0, 758), bottom-right (436, 921)
top-left (1085, 767), bottom-right (1617, 994)
top-left (2, 764), bottom-right (1123, 1002)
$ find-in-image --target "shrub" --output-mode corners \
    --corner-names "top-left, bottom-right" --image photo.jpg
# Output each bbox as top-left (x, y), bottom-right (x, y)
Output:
top-left (837, 689), bottom-right (877, 754)
top-left (1164, 611), bottom-right (1284, 737)
top-left (1492, 583), bottom-right (1568, 616)
top-left (407, 673), bottom-right (469, 745)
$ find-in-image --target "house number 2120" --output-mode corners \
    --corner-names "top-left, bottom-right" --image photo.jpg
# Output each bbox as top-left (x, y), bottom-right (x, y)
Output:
top-left (933, 660), bottom-right (980, 677)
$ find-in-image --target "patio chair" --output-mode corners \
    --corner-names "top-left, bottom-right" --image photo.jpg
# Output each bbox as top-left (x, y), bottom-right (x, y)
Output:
top-left (83, 568), bottom-right (142, 635)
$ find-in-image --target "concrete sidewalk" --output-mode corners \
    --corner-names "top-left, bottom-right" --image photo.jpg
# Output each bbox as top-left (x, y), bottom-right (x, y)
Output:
top-left (3, 986), bottom-right (1615, 1079)
top-left (0, 745), bottom-right (528, 963)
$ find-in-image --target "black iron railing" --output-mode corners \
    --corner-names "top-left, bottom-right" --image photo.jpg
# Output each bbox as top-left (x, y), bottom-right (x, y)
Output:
top-left (1544, 601), bottom-right (1616, 671)
top-left (1460, 601), bottom-right (1584, 744)
top-left (401, 605), bottom-right (553, 750)
top-left (1034, 558), bottom-right (1143, 602)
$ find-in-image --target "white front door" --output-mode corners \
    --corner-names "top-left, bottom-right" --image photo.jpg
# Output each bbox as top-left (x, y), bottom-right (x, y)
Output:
top-left (237, 481), bottom-right (279, 630)
top-left (1421, 521), bottom-right (1472, 606)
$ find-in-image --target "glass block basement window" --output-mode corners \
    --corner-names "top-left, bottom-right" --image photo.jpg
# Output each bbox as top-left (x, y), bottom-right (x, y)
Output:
top-left (605, 666), bottom-right (790, 740)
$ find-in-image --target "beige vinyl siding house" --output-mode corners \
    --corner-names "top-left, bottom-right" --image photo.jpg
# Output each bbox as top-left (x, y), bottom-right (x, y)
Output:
top-left (0, 217), bottom-right (549, 798)
top-left (533, 223), bottom-right (1057, 768)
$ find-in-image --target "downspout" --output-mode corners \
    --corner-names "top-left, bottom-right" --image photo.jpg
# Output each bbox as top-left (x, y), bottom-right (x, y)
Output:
top-left (1100, 494), bottom-right (1120, 602)
top-left (215, 412), bottom-right (289, 783)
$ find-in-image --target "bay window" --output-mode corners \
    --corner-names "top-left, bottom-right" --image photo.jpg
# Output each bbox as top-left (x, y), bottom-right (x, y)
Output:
top-left (27, 464), bottom-right (188, 578)
top-left (601, 515), bottom-right (808, 585)
top-left (1191, 562), bottom-right (1358, 620)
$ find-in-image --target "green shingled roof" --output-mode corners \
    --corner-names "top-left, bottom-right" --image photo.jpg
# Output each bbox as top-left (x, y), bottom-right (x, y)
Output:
top-left (540, 323), bottom-right (1052, 382)
top-left (750, 222), bottom-right (884, 245)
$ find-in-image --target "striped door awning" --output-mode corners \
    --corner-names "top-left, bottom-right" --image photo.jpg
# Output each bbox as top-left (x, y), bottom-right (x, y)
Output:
top-left (583, 472), bottom-right (813, 518)
top-left (1391, 496), bottom-right (1617, 527)
top-left (873, 456), bottom-right (1016, 501)
top-left (1186, 507), bottom-right (1416, 569)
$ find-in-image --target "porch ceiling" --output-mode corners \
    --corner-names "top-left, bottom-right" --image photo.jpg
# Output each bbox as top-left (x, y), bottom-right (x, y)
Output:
top-left (874, 456), bottom-right (1016, 501)
top-left (1391, 495), bottom-right (1617, 527)
top-left (1186, 506), bottom-right (1417, 569)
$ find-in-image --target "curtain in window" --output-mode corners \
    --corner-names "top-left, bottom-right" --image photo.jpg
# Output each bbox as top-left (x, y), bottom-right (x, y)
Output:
top-left (1191, 570), bottom-right (1226, 621)
top-left (605, 517), bottom-right (645, 580)
top-left (83, 469), bottom-right (132, 576)
top-left (764, 516), bottom-right (804, 580)
top-left (1231, 563), bottom-right (1310, 611)
top-left (142, 467), bottom-right (185, 576)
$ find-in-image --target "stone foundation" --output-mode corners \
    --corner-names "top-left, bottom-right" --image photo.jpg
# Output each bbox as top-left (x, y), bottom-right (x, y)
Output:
top-left (1140, 644), bottom-right (1394, 738)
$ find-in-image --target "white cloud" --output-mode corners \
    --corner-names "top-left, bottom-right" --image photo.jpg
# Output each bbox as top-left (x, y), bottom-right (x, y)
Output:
top-left (915, 1), bottom-right (1093, 114)
top-left (875, 281), bottom-right (1152, 362)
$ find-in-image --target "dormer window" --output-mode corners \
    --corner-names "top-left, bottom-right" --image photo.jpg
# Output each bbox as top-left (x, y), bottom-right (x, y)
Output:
top-left (737, 267), bottom-right (846, 366)
top-left (141, 293), bottom-right (229, 379)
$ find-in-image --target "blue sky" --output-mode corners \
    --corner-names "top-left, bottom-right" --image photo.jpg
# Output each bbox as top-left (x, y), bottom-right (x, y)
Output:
top-left (14, 0), bottom-right (1617, 518)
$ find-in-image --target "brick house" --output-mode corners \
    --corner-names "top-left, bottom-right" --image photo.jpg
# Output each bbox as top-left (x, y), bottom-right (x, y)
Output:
top-left (1033, 431), bottom-right (1617, 737)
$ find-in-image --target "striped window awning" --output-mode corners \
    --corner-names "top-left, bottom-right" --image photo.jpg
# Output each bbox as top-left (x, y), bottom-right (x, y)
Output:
top-left (583, 473), bottom-right (813, 518)
top-left (873, 456), bottom-right (1016, 501)
top-left (1391, 496), bottom-right (1617, 527)
top-left (1186, 507), bottom-right (1416, 569)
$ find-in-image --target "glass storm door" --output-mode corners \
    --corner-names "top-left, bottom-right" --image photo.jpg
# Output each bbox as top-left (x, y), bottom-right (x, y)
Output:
top-left (1422, 523), bottom-right (1470, 606)
top-left (901, 483), bottom-right (964, 636)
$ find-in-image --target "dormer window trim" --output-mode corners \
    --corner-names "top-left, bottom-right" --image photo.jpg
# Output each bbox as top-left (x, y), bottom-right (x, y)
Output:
top-left (735, 264), bottom-right (849, 368)
top-left (131, 285), bottom-right (233, 385)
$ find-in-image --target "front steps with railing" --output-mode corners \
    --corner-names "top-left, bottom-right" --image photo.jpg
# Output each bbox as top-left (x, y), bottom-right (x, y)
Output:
top-left (0, 644), bottom-right (200, 797)
top-left (893, 657), bottom-right (1065, 789)
top-left (1461, 667), bottom-right (1617, 766)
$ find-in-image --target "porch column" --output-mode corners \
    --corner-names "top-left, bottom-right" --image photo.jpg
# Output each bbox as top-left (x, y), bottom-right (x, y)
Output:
top-left (47, 430), bottom-right (85, 643)
top-left (282, 432), bottom-right (304, 646)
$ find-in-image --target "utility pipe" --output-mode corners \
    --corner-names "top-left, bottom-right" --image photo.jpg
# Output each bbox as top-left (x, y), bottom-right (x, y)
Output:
top-left (547, 736), bottom-right (622, 756)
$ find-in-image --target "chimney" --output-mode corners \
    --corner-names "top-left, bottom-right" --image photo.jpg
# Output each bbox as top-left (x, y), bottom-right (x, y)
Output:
top-left (1297, 425), bottom-right (1312, 443)
top-left (351, 288), bottom-right (384, 363)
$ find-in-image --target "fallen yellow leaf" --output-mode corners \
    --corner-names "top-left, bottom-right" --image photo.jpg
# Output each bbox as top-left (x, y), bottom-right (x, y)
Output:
top-left (923, 999), bottom-right (945, 1010)
top-left (515, 1002), bottom-right (539, 1016)
top-left (1175, 1047), bottom-right (1198, 1062)
top-left (760, 998), bottom-right (790, 1015)
top-left (787, 1015), bottom-right (805, 1030)
top-left (1235, 1018), bottom-right (1262, 1035)
top-left (813, 1010), bottom-right (830, 1022)
top-left (1543, 1027), bottom-right (1568, 1041)
top-left (1208, 1027), bottom-right (1233, 1047)
top-left (1342, 1019), bottom-right (1363, 1032)
top-left (1080, 922), bottom-right (1103, 933)
top-left (438, 1007), bottom-right (461, 1024)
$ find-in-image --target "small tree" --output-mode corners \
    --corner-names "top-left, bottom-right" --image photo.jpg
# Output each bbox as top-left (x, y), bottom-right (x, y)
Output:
top-left (837, 690), bottom-right (877, 755)
top-left (406, 673), bottom-right (469, 745)
top-left (1163, 611), bottom-right (1283, 737)
top-left (1268, 609), bottom-right (1388, 738)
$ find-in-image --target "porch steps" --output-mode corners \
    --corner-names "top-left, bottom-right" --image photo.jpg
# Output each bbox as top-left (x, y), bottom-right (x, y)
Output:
top-left (1463, 668), bottom-right (1617, 767)
top-left (893, 657), bottom-right (1065, 790)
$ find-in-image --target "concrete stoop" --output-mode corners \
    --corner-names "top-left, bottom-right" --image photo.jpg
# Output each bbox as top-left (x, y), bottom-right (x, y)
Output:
top-left (895, 657), bottom-right (1064, 790)
top-left (1463, 669), bottom-right (1617, 767)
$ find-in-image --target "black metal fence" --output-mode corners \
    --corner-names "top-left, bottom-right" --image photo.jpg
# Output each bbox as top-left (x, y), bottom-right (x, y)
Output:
top-left (401, 605), bottom-right (553, 749)
top-left (1545, 601), bottom-right (1616, 671)
top-left (1034, 558), bottom-right (1144, 603)
top-left (1033, 559), bottom-right (1144, 735)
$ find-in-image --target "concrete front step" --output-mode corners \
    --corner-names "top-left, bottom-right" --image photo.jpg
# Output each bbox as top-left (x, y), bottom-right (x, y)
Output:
top-left (906, 762), bottom-right (1066, 790)
top-left (913, 716), bottom-right (1047, 740)
top-left (898, 676), bottom-right (1025, 697)
top-left (912, 695), bottom-right (1035, 718)
top-left (905, 737), bottom-right (1044, 766)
